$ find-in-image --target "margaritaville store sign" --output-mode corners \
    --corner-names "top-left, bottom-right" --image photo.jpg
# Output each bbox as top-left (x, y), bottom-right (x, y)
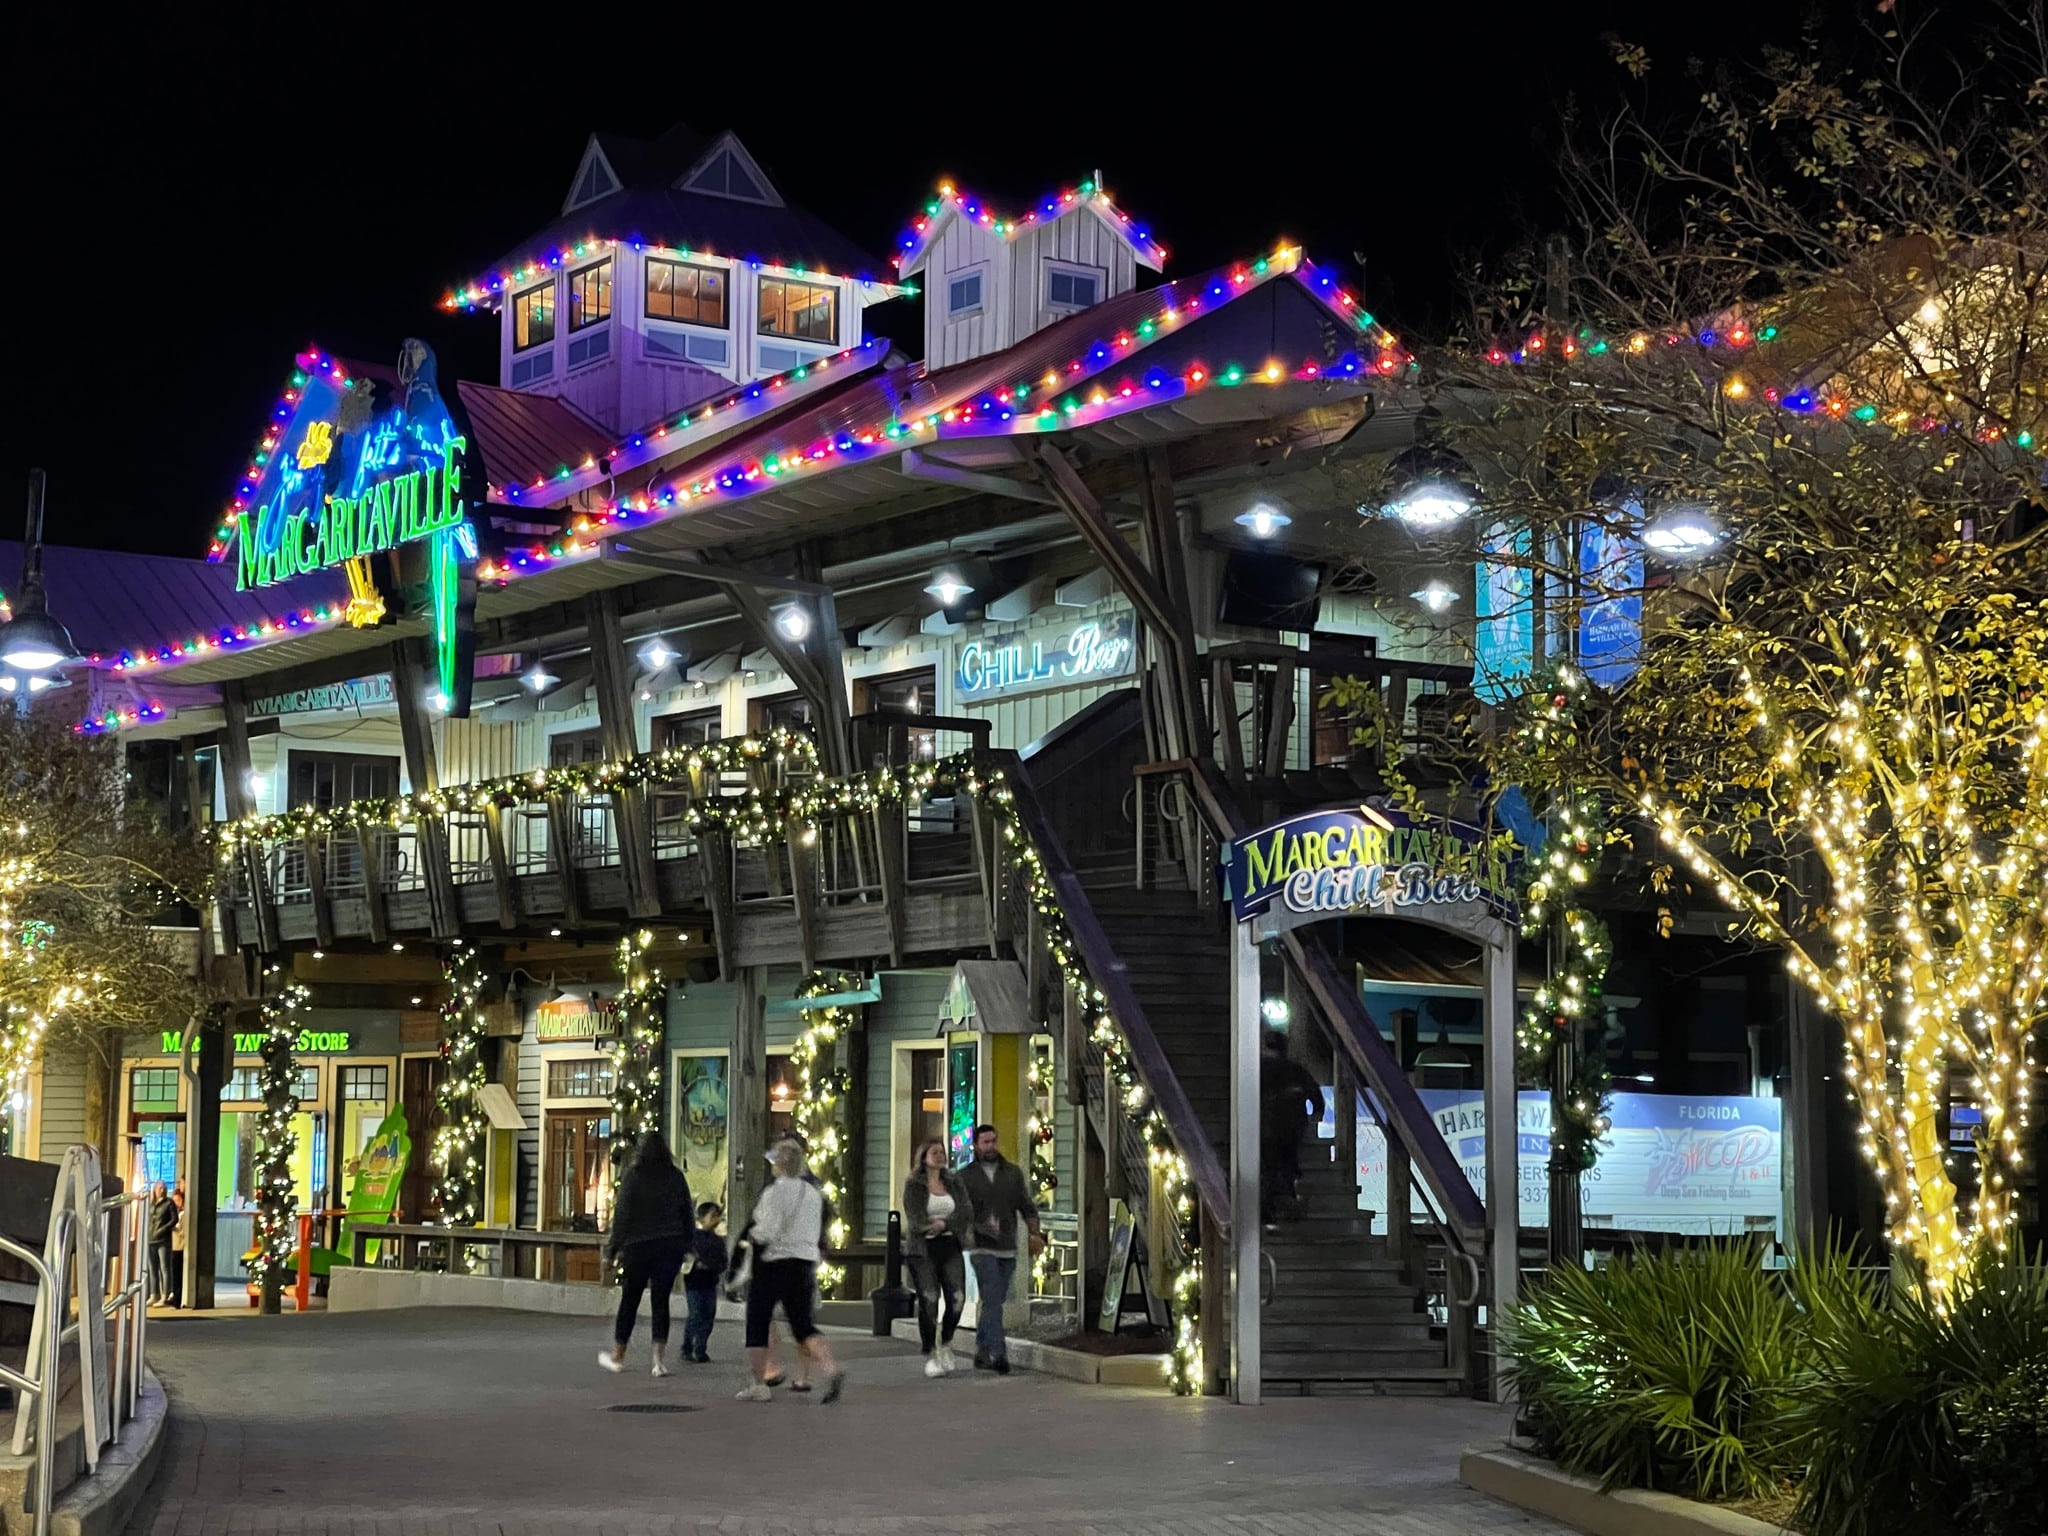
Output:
top-left (1223, 805), bottom-right (1516, 931)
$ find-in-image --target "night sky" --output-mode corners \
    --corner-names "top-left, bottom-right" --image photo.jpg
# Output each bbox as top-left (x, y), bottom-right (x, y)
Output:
top-left (10, 6), bottom-right (1887, 557)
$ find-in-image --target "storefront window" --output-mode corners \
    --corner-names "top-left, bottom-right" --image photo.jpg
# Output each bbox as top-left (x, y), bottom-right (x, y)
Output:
top-left (225, 1065), bottom-right (320, 1102)
top-left (909, 1047), bottom-right (945, 1169)
top-left (750, 693), bottom-right (814, 738)
top-left (757, 276), bottom-right (836, 343)
top-left (766, 1051), bottom-right (797, 1144)
top-left (546, 1057), bottom-right (615, 1098)
top-left (340, 1065), bottom-right (390, 1173)
top-left (645, 259), bottom-right (727, 327)
top-left (543, 1111), bottom-right (613, 1231)
top-left (655, 708), bottom-right (722, 750)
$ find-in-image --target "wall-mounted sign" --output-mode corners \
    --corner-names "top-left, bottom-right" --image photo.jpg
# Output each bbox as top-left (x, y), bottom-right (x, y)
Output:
top-left (1578, 521), bottom-right (1645, 691)
top-left (956, 614), bottom-right (1134, 701)
top-left (534, 995), bottom-right (621, 1043)
top-left (248, 675), bottom-right (395, 718)
top-left (160, 1029), bottom-right (354, 1055)
top-left (218, 340), bottom-right (479, 713)
top-left (1222, 805), bottom-right (1515, 926)
top-left (1474, 520), bottom-right (1534, 704)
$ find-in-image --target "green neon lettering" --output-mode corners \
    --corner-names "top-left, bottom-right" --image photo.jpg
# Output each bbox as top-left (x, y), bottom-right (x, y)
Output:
top-left (237, 534), bottom-right (263, 591)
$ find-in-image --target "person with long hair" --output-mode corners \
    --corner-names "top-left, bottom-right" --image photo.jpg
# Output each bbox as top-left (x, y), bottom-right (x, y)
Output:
top-left (599, 1131), bottom-right (694, 1377)
top-left (737, 1137), bottom-right (844, 1404)
top-left (902, 1138), bottom-right (974, 1378)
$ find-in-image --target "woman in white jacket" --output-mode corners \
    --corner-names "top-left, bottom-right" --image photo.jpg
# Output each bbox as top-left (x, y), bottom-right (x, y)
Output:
top-left (737, 1138), bottom-right (844, 1403)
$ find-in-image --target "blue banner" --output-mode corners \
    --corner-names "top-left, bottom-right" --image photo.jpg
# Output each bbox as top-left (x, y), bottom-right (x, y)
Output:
top-left (1475, 520), bottom-right (1534, 703)
top-left (1578, 520), bottom-right (1644, 690)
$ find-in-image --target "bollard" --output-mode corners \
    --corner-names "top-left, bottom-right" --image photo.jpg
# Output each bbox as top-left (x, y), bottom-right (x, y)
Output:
top-left (868, 1210), bottom-right (915, 1335)
top-left (295, 1212), bottom-right (314, 1312)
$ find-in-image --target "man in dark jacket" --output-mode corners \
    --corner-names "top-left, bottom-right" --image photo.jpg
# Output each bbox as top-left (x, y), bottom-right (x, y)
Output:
top-left (147, 1182), bottom-right (178, 1305)
top-left (963, 1124), bottom-right (1041, 1374)
top-left (1261, 1030), bottom-right (1326, 1221)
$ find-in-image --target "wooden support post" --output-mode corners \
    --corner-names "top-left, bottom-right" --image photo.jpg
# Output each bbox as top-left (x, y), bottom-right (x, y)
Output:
top-left (1213, 653), bottom-right (1246, 785)
top-left (1199, 1204), bottom-right (1228, 1396)
top-left (583, 592), bottom-right (661, 919)
top-left (726, 579), bottom-right (854, 779)
top-left (1261, 657), bottom-right (1297, 778)
top-left (544, 793), bottom-right (584, 927)
top-left (729, 969), bottom-right (768, 1219)
top-left (218, 682), bottom-right (277, 954)
top-left (1138, 449), bottom-right (1208, 753)
top-left (301, 834), bottom-right (334, 950)
top-left (1025, 902), bottom-right (1049, 1022)
top-left (356, 825), bottom-right (390, 943)
top-left (967, 801), bottom-right (1001, 955)
top-left (391, 642), bottom-right (460, 939)
top-left (480, 801), bottom-right (520, 930)
top-left (1385, 1110), bottom-right (1412, 1267)
top-left (786, 825), bottom-right (820, 974)
top-left (871, 803), bottom-right (907, 966)
top-left (700, 827), bottom-right (738, 978)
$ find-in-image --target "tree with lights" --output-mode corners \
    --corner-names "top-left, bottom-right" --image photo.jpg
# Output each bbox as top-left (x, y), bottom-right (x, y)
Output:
top-left (0, 713), bottom-right (208, 1154)
top-left (431, 942), bottom-right (490, 1251)
top-left (1365, 12), bottom-right (2046, 1298)
top-left (609, 930), bottom-right (665, 1169)
top-left (248, 982), bottom-right (309, 1312)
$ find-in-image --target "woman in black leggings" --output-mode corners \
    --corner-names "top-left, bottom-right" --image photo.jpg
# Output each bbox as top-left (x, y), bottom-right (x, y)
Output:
top-left (600, 1132), bottom-right (694, 1377)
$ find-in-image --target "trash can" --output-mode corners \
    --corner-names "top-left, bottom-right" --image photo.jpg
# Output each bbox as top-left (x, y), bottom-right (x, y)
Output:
top-left (869, 1210), bottom-right (915, 1336)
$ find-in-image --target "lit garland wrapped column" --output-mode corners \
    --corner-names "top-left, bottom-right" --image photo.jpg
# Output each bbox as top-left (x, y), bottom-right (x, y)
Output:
top-left (1026, 1036), bottom-right (1058, 1291)
top-left (250, 982), bottom-right (309, 1312)
top-left (1511, 668), bottom-right (1615, 1174)
top-left (791, 971), bottom-right (860, 1297)
top-left (608, 929), bottom-right (665, 1166)
top-left (431, 943), bottom-right (489, 1258)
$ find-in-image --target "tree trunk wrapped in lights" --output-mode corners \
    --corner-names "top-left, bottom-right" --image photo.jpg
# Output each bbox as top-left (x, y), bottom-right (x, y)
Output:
top-left (1365, 20), bottom-right (2047, 1299)
top-left (608, 929), bottom-right (665, 1168)
top-left (251, 983), bottom-right (309, 1313)
top-left (431, 942), bottom-right (489, 1260)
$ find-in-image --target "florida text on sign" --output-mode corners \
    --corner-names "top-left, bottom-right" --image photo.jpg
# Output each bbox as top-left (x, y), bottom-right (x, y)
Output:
top-left (1223, 805), bottom-right (1516, 924)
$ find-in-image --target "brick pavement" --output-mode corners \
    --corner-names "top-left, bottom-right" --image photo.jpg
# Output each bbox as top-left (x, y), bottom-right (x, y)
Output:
top-left (131, 1309), bottom-right (1566, 1536)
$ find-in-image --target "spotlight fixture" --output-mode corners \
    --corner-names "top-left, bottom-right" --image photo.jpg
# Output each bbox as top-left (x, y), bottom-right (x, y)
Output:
top-left (924, 570), bottom-right (974, 606)
top-left (524, 663), bottom-right (557, 693)
top-left (1413, 580), bottom-right (1459, 613)
top-left (638, 636), bottom-right (676, 672)
top-left (774, 605), bottom-right (812, 642)
top-left (1234, 504), bottom-right (1292, 538)
top-left (424, 688), bottom-right (450, 714)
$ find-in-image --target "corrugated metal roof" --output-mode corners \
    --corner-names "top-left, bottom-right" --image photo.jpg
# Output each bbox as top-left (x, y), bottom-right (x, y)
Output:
top-left (455, 382), bottom-right (621, 495)
top-left (0, 540), bottom-right (351, 670)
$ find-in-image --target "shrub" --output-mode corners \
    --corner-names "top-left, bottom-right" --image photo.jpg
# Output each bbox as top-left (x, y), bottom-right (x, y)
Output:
top-left (1503, 1241), bottom-right (1815, 1502)
top-left (1789, 1247), bottom-right (2048, 1536)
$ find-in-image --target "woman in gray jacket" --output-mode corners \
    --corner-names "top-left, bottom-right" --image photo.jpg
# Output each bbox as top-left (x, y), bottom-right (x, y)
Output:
top-left (902, 1139), bottom-right (975, 1378)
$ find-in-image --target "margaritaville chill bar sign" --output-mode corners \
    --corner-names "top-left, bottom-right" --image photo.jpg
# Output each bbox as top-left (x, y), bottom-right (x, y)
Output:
top-left (1222, 805), bottom-right (1516, 927)
top-left (236, 446), bottom-right (466, 589)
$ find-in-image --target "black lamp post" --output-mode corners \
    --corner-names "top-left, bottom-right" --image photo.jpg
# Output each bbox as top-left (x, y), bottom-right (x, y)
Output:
top-left (1, 470), bottom-right (83, 677)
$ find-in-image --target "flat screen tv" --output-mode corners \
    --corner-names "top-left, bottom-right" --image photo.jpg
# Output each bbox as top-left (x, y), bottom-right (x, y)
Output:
top-left (1217, 549), bottom-right (1325, 632)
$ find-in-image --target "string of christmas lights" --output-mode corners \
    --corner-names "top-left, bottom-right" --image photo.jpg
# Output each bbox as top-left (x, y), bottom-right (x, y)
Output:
top-left (441, 239), bottom-right (899, 316)
top-left (431, 943), bottom-right (489, 1253)
top-left (205, 350), bottom-right (358, 561)
top-left (893, 177), bottom-right (1169, 271)
top-left (608, 930), bottom-right (666, 1167)
top-left (249, 982), bottom-right (309, 1298)
top-left (790, 970), bottom-right (861, 1299)
top-left (1026, 1037), bottom-right (1058, 1292)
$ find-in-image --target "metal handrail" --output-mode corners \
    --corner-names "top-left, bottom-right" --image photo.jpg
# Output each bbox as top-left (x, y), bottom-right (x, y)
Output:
top-left (0, 1210), bottom-right (75, 1536)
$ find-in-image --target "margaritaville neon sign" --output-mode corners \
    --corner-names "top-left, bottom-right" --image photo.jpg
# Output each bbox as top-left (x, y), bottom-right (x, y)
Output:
top-left (236, 449), bottom-right (466, 590)
top-left (1222, 805), bottom-right (1516, 926)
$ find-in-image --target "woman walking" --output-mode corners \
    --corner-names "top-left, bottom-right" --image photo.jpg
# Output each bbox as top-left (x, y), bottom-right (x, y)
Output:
top-left (599, 1132), bottom-right (694, 1377)
top-left (902, 1138), bottom-right (974, 1378)
top-left (738, 1138), bottom-right (844, 1404)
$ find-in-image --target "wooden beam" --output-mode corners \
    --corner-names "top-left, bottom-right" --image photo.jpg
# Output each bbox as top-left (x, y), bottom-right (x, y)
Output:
top-left (1037, 444), bottom-right (1204, 761)
top-left (390, 642), bottom-right (460, 940)
top-left (605, 544), bottom-right (830, 597)
top-left (700, 827), bottom-right (738, 978)
top-left (786, 826), bottom-right (820, 973)
top-left (1139, 449), bottom-right (1208, 754)
top-left (218, 682), bottom-right (278, 954)
top-left (724, 576), bottom-right (855, 778)
top-left (1261, 656), bottom-right (1297, 778)
top-left (1212, 653), bottom-right (1246, 786)
top-left (480, 801), bottom-right (520, 930)
top-left (301, 833), bottom-right (334, 950)
top-left (871, 803), bottom-right (907, 966)
top-left (728, 968), bottom-right (767, 1219)
top-left (543, 793), bottom-right (584, 927)
top-left (356, 825), bottom-right (390, 943)
top-left (1062, 982), bottom-right (1086, 1108)
top-left (583, 591), bottom-right (661, 920)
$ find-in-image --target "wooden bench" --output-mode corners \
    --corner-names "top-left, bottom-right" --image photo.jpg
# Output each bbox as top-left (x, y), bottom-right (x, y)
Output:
top-left (346, 1223), bottom-right (605, 1282)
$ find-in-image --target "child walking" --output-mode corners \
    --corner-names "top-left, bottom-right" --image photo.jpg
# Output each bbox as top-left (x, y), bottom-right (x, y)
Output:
top-left (682, 1201), bottom-right (726, 1363)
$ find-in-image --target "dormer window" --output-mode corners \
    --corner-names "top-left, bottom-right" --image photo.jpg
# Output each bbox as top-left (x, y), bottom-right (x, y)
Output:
top-left (646, 260), bottom-right (728, 328)
top-left (758, 276), bottom-right (837, 344)
top-left (1045, 261), bottom-right (1102, 313)
top-left (568, 261), bottom-right (612, 331)
top-left (947, 269), bottom-right (985, 318)
top-left (514, 283), bottom-right (556, 351)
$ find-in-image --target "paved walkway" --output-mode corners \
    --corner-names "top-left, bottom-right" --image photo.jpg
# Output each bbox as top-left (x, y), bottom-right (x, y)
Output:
top-left (131, 1309), bottom-right (1565, 1536)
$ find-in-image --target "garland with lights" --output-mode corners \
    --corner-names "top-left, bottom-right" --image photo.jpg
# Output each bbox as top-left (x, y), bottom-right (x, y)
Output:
top-left (1025, 1037), bottom-right (1059, 1292)
top-left (790, 971), bottom-right (861, 1298)
top-left (1509, 668), bottom-right (1615, 1172)
top-left (609, 930), bottom-right (666, 1166)
top-left (431, 943), bottom-right (489, 1245)
top-left (249, 984), bottom-right (309, 1304)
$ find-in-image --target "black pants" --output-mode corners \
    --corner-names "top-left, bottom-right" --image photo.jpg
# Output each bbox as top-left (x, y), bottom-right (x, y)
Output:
top-left (1262, 1120), bottom-right (1306, 1218)
top-left (614, 1237), bottom-right (689, 1347)
top-left (745, 1258), bottom-right (819, 1348)
top-left (910, 1236), bottom-right (965, 1353)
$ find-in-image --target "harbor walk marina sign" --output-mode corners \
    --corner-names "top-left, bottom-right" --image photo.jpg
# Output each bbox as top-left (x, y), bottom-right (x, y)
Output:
top-left (1222, 805), bottom-right (1516, 936)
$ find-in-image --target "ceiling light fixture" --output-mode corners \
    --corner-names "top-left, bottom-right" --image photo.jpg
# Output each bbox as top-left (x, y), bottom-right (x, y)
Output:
top-left (1234, 504), bottom-right (1292, 538)
top-left (1377, 479), bottom-right (1474, 528)
top-left (1413, 580), bottom-right (1459, 613)
top-left (924, 570), bottom-right (974, 606)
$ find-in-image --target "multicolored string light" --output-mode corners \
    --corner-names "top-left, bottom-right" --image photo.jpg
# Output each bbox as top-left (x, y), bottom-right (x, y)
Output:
top-left (205, 350), bottom-right (358, 562)
top-left (442, 239), bottom-right (898, 315)
top-left (894, 177), bottom-right (1168, 272)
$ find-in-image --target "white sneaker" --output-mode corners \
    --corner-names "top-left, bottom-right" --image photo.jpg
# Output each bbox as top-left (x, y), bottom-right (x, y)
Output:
top-left (651, 1357), bottom-right (672, 1378)
top-left (735, 1382), bottom-right (772, 1402)
top-left (924, 1354), bottom-right (945, 1378)
top-left (597, 1350), bottom-right (624, 1373)
top-left (938, 1346), bottom-right (957, 1374)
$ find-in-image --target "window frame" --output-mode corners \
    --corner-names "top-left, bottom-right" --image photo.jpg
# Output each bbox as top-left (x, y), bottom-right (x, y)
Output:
top-left (756, 274), bottom-right (839, 344)
top-left (947, 266), bottom-right (987, 319)
top-left (567, 259), bottom-right (613, 334)
top-left (512, 282), bottom-right (557, 354)
top-left (644, 258), bottom-right (730, 330)
top-left (654, 707), bottom-right (724, 751)
top-left (545, 1056), bottom-right (616, 1102)
top-left (1043, 259), bottom-right (1105, 314)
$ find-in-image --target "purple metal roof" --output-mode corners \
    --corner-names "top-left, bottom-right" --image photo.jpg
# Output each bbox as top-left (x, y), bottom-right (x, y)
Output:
top-left (455, 381), bottom-right (623, 498)
top-left (0, 539), bottom-right (351, 670)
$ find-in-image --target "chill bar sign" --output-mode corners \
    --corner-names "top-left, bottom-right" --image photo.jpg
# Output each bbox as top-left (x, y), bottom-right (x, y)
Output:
top-left (1223, 805), bottom-right (1516, 925)
top-left (236, 447), bottom-right (466, 590)
top-left (956, 614), bottom-right (1134, 700)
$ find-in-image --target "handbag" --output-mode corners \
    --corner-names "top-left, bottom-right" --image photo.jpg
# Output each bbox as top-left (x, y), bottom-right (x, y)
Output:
top-left (722, 1221), bottom-right (756, 1301)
